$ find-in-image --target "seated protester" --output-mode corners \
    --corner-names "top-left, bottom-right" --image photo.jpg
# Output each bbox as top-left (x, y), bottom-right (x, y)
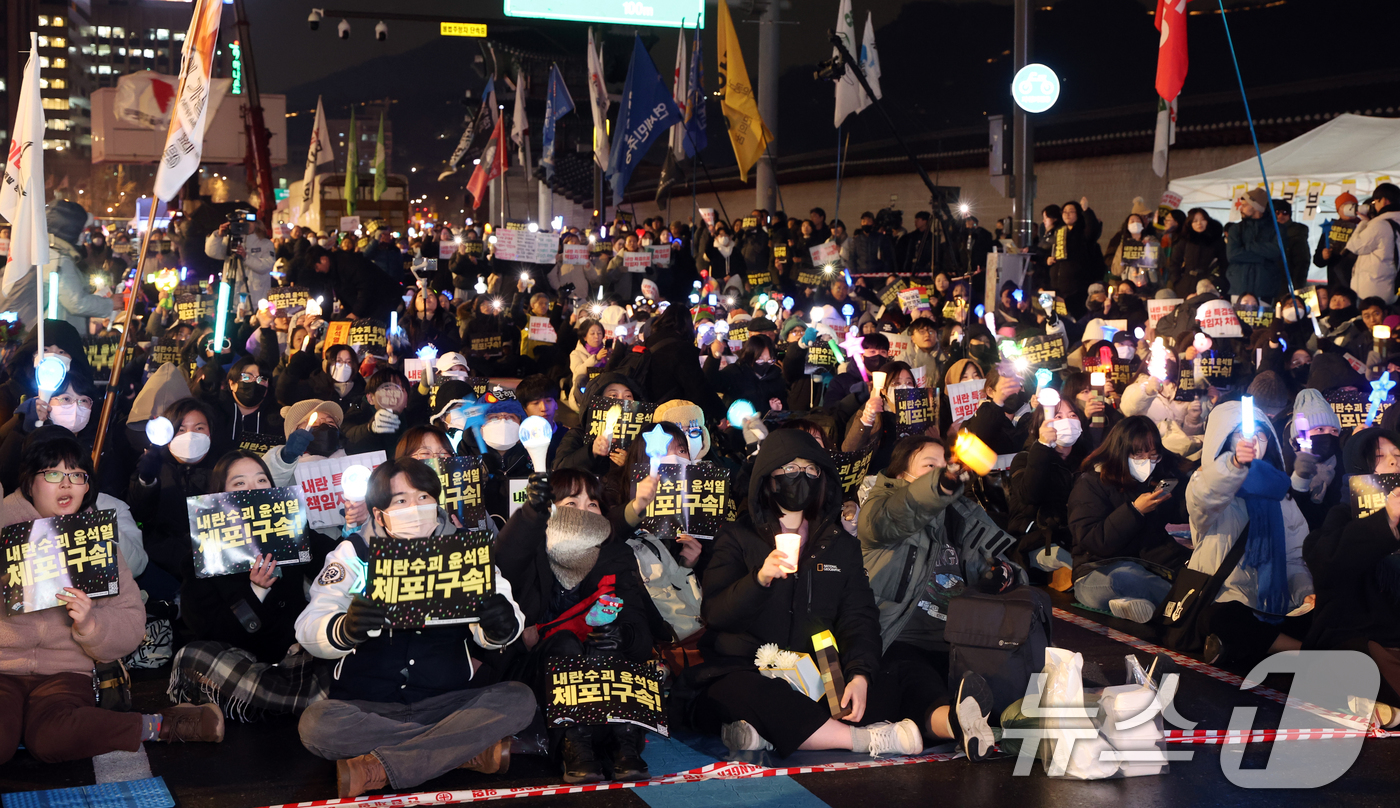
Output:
top-left (654, 399), bottom-right (714, 463)
top-left (493, 469), bottom-right (655, 784)
top-left (344, 368), bottom-right (414, 456)
top-left (479, 398), bottom-right (535, 525)
top-left (1, 434), bottom-right (223, 766)
top-left (823, 332), bottom-right (889, 408)
top-left (396, 425), bottom-right (456, 463)
top-left (1008, 395), bottom-right (1092, 571)
top-left (1314, 285), bottom-right (1369, 359)
top-left (1289, 389), bottom-right (1345, 529)
top-left (198, 355), bottom-right (285, 455)
top-left (553, 372), bottom-right (646, 475)
top-left (1303, 427), bottom-right (1400, 728)
top-left (1062, 369), bottom-right (1123, 450)
top-left (1187, 401), bottom-right (1312, 666)
top-left (964, 363), bottom-right (1029, 456)
top-left (938, 357), bottom-right (983, 435)
top-left (261, 400), bottom-right (353, 569)
top-left (128, 398), bottom-right (219, 580)
top-left (406, 287), bottom-right (463, 354)
top-left (842, 361), bottom-right (922, 474)
top-left (993, 281), bottom-right (1027, 329)
top-left (699, 430), bottom-right (997, 762)
top-left (276, 343), bottom-right (366, 411)
top-left (1119, 370), bottom-right (1209, 461)
top-left (1067, 416), bottom-right (1191, 621)
top-left (296, 458), bottom-right (532, 799)
top-left (461, 295), bottom-right (516, 378)
top-left (172, 451), bottom-right (323, 719)
top-left (514, 374), bottom-right (568, 468)
top-left (894, 317), bottom-right (941, 384)
top-left (705, 333), bottom-right (788, 411)
top-left (0, 370), bottom-right (101, 495)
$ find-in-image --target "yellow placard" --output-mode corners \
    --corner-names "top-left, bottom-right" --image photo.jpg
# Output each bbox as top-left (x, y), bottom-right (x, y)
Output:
top-left (441, 22), bottom-right (487, 37)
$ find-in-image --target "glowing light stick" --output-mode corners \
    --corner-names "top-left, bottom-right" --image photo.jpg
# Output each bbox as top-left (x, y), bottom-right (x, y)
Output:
top-left (389, 310), bottom-right (397, 336)
top-left (1149, 337), bottom-right (1169, 381)
top-left (1037, 387), bottom-right (1060, 420)
top-left (1035, 367), bottom-right (1053, 390)
top-left (1295, 412), bottom-right (1312, 454)
top-left (1134, 326), bottom-right (1145, 340)
top-left (1367, 371), bottom-right (1395, 427)
top-left (642, 424), bottom-right (673, 476)
top-left (822, 264), bottom-right (835, 276)
top-left (975, 304), bottom-right (985, 319)
top-left (492, 298), bottom-right (503, 311)
top-left (842, 303), bottom-right (855, 326)
top-left (689, 293), bottom-right (700, 304)
top-left (783, 297), bottom-right (794, 311)
top-left (601, 404), bottom-right (623, 450)
top-left (519, 416), bottom-right (553, 472)
top-left (1241, 396), bottom-right (1256, 439)
top-left (258, 299), bottom-right (271, 312)
top-left (46, 272), bottom-right (58, 319)
top-left (1090, 371), bottom-right (1107, 390)
top-left (844, 268), bottom-right (854, 286)
top-left (726, 399), bottom-right (757, 427)
top-left (1013, 289), bottom-right (1023, 303)
top-left (1193, 332), bottom-right (1213, 353)
top-left (714, 320), bottom-right (729, 339)
top-left (952, 432), bottom-right (996, 477)
top-left (145, 416), bottom-right (175, 447)
top-left (984, 310), bottom-right (996, 335)
top-left (213, 281), bottom-right (231, 354)
top-left (342, 465), bottom-right (372, 503)
top-left (35, 354), bottom-right (67, 420)
top-left (417, 344), bottom-right (438, 387)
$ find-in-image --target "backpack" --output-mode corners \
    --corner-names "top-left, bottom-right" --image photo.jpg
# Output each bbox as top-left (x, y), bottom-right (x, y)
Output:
top-left (1149, 521), bottom-right (1249, 652)
top-left (945, 586), bottom-right (1053, 715)
top-left (608, 336), bottom-right (679, 391)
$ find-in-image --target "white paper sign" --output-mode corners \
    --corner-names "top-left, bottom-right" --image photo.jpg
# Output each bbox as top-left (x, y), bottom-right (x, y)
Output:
top-left (886, 333), bottom-right (913, 356)
top-left (649, 244), bottom-right (672, 267)
top-left (947, 379), bottom-right (985, 423)
top-left (339, 216), bottom-right (360, 234)
top-left (528, 316), bottom-right (558, 344)
top-left (403, 358), bottom-right (425, 383)
top-left (623, 251), bottom-right (651, 273)
top-left (438, 241), bottom-right (456, 260)
top-left (294, 450), bottom-right (388, 529)
top-left (1195, 299), bottom-right (1244, 338)
top-left (809, 242), bottom-right (841, 266)
top-left (1147, 298), bottom-right (1182, 329)
top-left (563, 244), bottom-right (590, 264)
top-left (700, 208), bottom-right (716, 226)
top-left (509, 478), bottom-right (528, 517)
top-left (911, 365), bottom-right (927, 387)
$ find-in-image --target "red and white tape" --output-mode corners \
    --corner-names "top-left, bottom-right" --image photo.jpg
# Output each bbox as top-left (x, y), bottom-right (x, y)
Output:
top-left (1164, 728), bottom-right (1386, 744)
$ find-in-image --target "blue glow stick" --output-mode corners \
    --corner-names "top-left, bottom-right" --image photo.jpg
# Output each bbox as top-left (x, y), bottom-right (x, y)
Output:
top-left (213, 281), bottom-right (231, 354)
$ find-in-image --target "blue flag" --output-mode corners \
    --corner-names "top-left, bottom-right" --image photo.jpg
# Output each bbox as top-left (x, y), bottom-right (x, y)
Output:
top-left (541, 63), bottom-right (575, 181)
top-left (683, 22), bottom-right (707, 159)
top-left (606, 35), bottom-right (682, 206)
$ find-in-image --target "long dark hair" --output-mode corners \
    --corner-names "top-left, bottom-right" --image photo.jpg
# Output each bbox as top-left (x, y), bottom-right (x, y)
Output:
top-left (1080, 415), bottom-right (1176, 490)
top-left (209, 450), bottom-right (273, 493)
top-left (1023, 397), bottom-right (1091, 462)
top-left (886, 435), bottom-right (943, 479)
top-left (738, 333), bottom-right (778, 367)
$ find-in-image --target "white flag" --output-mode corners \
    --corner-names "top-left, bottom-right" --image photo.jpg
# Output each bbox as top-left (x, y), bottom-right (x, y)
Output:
top-left (670, 30), bottom-right (688, 160)
top-left (511, 69), bottom-right (529, 169)
top-left (833, 0), bottom-right (861, 128)
top-left (858, 12), bottom-right (882, 107)
top-left (587, 28), bottom-right (611, 172)
top-left (1153, 96), bottom-right (1178, 178)
top-left (153, 0), bottom-right (223, 202)
top-left (299, 96), bottom-right (334, 226)
top-left (0, 33), bottom-right (49, 300)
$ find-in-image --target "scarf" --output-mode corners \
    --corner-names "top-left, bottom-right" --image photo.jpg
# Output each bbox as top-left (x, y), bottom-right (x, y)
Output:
top-left (1237, 458), bottom-right (1291, 622)
top-left (546, 505), bottom-right (612, 589)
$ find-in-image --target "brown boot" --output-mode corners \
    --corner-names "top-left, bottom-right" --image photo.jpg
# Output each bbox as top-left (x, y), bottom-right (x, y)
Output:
top-left (157, 703), bottom-right (225, 743)
top-left (337, 753), bottom-right (389, 799)
top-left (459, 737), bottom-right (511, 775)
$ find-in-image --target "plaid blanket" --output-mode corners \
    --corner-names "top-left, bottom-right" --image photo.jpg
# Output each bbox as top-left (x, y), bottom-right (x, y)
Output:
top-left (168, 641), bottom-right (328, 721)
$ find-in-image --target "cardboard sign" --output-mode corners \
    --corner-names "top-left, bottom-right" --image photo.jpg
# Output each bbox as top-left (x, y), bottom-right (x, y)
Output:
top-left (324, 320), bottom-right (351, 349)
top-left (174, 293), bottom-right (216, 324)
top-left (1326, 388), bottom-right (1393, 430)
top-left (293, 451), bottom-right (388, 529)
top-left (649, 244), bottom-right (672, 267)
top-left (266, 286), bottom-right (311, 312)
top-left (947, 379), bottom-right (985, 422)
top-left (809, 242), bottom-right (841, 267)
top-left (237, 432), bottom-right (284, 455)
top-left (187, 487), bottom-right (311, 578)
top-left (1350, 473), bottom-right (1400, 519)
top-left (347, 319), bottom-right (388, 351)
top-left (727, 325), bottom-right (750, 345)
top-left (339, 216), bottom-right (360, 233)
top-left (623, 251), bottom-right (651, 273)
top-left (831, 449), bottom-right (876, 494)
top-left (2, 511), bottom-right (120, 614)
top-left (563, 244), bottom-right (590, 263)
top-left (438, 241), bottom-right (457, 260)
top-left (897, 287), bottom-right (929, 315)
top-left (494, 229), bottom-right (560, 264)
top-left (1021, 334), bottom-right (1067, 369)
top-left (631, 461), bottom-right (732, 540)
top-left (1196, 299), bottom-right (1244, 338)
top-left (403, 358), bottom-right (426, 383)
top-left (464, 240), bottom-right (485, 256)
top-left (1235, 306), bottom-right (1275, 328)
top-left (546, 656), bottom-right (667, 736)
top-left (894, 387), bottom-right (934, 439)
top-left (468, 333), bottom-right (505, 355)
top-left (1147, 298), bottom-right (1182, 329)
top-left (699, 208), bottom-right (716, 226)
top-left (806, 342), bottom-right (838, 368)
top-left (528, 316), bottom-right (558, 344)
top-left (426, 456), bottom-right (488, 526)
top-left (886, 333), bottom-right (913, 356)
top-left (583, 399), bottom-right (657, 452)
top-left (1326, 221), bottom-right (1357, 250)
top-left (508, 478), bottom-right (528, 517)
top-left (795, 268), bottom-right (827, 287)
top-left (370, 530), bottom-right (495, 627)
top-left (145, 336), bottom-right (182, 375)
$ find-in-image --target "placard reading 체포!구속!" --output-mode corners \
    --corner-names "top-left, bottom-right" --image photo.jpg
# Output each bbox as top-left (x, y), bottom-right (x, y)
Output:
top-left (546, 655), bottom-right (667, 736)
top-left (630, 461), bottom-right (731, 540)
top-left (947, 379), bottom-right (985, 423)
top-left (348, 319), bottom-right (388, 352)
top-left (583, 399), bottom-right (657, 453)
top-left (1350, 474), bottom-right (1400, 519)
top-left (186, 487), bottom-right (311, 578)
top-left (174, 293), bottom-right (216, 324)
top-left (806, 342), bottom-right (838, 369)
top-left (1325, 388), bottom-right (1393, 430)
top-left (369, 529), bottom-right (495, 628)
top-left (425, 456), bottom-right (487, 526)
top-left (894, 387), bottom-right (935, 439)
top-left (468, 333), bottom-right (505, 356)
top-left (2, 510), bottom-right (120, 615)
top-left (830, 448), bottom-right (876, 494)
top-left (294, 451), bottom-right (388, 529)
top-left (265, 286), bottom-right (311, 312)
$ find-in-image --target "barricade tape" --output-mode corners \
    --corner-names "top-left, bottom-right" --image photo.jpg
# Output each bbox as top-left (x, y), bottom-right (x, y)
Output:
top-left (1163, 728), bottom-right (1386, 744)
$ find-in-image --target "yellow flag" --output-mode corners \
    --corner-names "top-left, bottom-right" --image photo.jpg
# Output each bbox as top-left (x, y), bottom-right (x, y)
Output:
top-left (716, 0), bottom-right (772, 183)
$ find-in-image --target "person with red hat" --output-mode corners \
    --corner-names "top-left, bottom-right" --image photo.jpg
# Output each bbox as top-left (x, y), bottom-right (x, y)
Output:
top-left (1315, 192), bottom-right (1362, 287)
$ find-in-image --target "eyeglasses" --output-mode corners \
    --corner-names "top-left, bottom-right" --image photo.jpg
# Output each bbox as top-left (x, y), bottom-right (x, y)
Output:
top-left (50, 394), bottom-right (94, 409)
top-left (412, 448), bottom-right (453, 460)
top-left (238, 373), bottom-right (270, 386)
top-left (773, 463), bottom-right (821, 479)
top-left (37, 470), bottom-right (89, 485)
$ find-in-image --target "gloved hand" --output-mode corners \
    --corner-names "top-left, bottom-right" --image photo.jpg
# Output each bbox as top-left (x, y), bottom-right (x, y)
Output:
top-left (477, 593), bottom-right (519, 645)
top-left (137, 448), bottom-right (164, 485)
top-left (586, 621), bottom-right (625, 656)
top-left (334, 595), bottom-right (389, 647)
top-left (1293, 450), bottom-right (1320, 480)
top-left (525, 472), bottom-right (552, 513)
top-left (17, 397), bottom-right (43, 432)
top-left (800, 326), bottom-right (819, 348)
top-left (280, 428), bottom-right (315, 464)
top-left (371, 408), bottom-right (401, 435)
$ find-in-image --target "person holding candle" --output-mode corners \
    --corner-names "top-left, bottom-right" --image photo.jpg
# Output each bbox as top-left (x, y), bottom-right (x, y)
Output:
top-left (842, 361), bottom-right (923, 474)
top-left (568, 319), bottom-right (611, 412)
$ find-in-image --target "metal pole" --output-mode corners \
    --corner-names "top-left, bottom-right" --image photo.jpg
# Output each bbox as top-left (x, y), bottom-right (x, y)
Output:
top-left (233, 0), bottom-right (275, 227)
top-left (1011, 0), bottom-right (1035, 250)
top-left (755, 0), bottom-right (779, 213)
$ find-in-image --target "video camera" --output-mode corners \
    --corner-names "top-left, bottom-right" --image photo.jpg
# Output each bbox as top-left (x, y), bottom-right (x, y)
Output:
top-left (226, 210), bottom-right (256, 249)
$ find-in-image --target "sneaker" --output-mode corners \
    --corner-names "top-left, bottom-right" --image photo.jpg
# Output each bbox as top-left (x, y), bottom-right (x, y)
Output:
top-left (607, 724), bottom-right (651, 782)
top-left (721, 720), bottom-right (774, 754)
top-left (459, 737), bottom-right (511, 775)
top-left (955, 672), bottom-right (996, 762)
top-left (336, 753), bottom-right (388, 799)
top-left (560, 725), bottom-right (605, 785)
top-left (1202, 634), bottom-right (1225, 666)
top-left (865, 719), bottom-right (923, 757)
top-left (157, 703), bottom-right (224, 743)
top-left (1109, 598), bottom-right (1156, 624)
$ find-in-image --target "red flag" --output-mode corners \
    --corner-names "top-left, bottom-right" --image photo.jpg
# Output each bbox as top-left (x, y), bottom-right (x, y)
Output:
top-left (1154, 0), bottom-right (1188, 102)
top-left (465, 113), bottom-right (509, 208)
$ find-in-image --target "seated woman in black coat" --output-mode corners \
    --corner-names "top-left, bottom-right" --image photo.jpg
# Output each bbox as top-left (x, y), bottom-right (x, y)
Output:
top-left (704, 333), bottom-right (789, 411)
top-left (964, 362), bottom-right (1029, 456)
top-left (1007, 394), bottom-right (1092, 574)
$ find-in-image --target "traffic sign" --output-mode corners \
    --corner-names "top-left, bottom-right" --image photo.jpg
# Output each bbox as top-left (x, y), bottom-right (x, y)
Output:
top-left (1011, 64), bottom-right (1060, 114)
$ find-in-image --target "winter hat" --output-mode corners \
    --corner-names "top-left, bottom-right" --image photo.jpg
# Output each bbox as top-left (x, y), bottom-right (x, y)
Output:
top-left (1131, 196), bottom-right (1154, 217)
top-left (545, 505), bottom-right (613, 589)
top-left (128, 363), bottom-right (194, 427)
top-left (280, 399), bottom-right (345, 438)
top-left (728, 310), bottom-right (752, 324)
top-left (1086, 283), bottom-right (1106, 298)
top-left (435, 352), bottom-right (470, 373)
top-left (1336, 192), bottom-right (1358, 213)
top-left (1293, 388), bottom-right (1341, 433)
top-left (654, 399), bottom-right (710, 460)
top-left (747, 316), bottom-right (777, 334)
top-left (1195, 278), bottom-right (1218, 296)
top-left (1244, 188), bottom-right (1270, 214)
top-left (1246, 371), bottom-right (1291, 414)
top-left (1081, 318), bottom-right (1107, 344)
top-left (600, 305), bottom-right (628, 329)
top-left (1305, 352), bottom-right (1367, 394)
top-left (46, 200), bottom-right (89, 247)
top-left (1155, 287), bottom-right (1178, 300)
top-left (485, 398), bottom-right (526, 422)
top-left (779, 315), bottom-right (806, 341)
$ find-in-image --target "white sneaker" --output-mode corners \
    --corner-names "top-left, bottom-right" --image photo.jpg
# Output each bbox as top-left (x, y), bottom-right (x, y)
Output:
top-left (865, 719), bottom-right (923, 757)
top-left (955, 672), bottom-right (996, 762)
top-left (721, 720), bottom-right (774, 754)
top-left (1109, 597), bottom-right (1156, 624)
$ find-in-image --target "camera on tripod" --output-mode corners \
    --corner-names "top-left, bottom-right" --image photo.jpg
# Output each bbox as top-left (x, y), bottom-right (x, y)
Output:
top-left (226, 210), bottom-right (255, 243)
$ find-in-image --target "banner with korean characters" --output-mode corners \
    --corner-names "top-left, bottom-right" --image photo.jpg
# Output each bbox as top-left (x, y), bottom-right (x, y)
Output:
top-left (648, 244), bottom-right (672, 267)
top-left (622, 251), bottom-right (651, 273)
top-left (175, 293), bottom-right (217, 324)
top-left (425, 456), bottom-right (488, 526)
top-left (1350, 474), bottom-right (1400, 519)
top-left (369, 529), bottom-right (495, 627)
top-left (583, 399), bottom-right (657, 453)
top-left (831, 448), bottom-right (876, 494)
top-left (894, 387), bottom-right (935, 439)
top-left (237, 432), bottom-right (284, 455)
top-left (186, 487), bottom-right (311, 578)
top-left (1234, 306), bottom-right (1274, 329)
top-left (795, 267), bottom-right (828, 287)
top-left (84, 336), bottom-right (133, 379)
top-left (145, 336), bottom-right (182, 378)
top-left (806, 342), bottom-right (839, 369)
top-left (265, 286), bottom-right (311, 311)
top-left (947, 379), bottom-right (985, 423)
top-left (563, 244), bottom-right (590, 264)
top-left (348, 319), bottom-right (388, 352)
top-left (1326, 388), bottom-right (1392, 431)
top-left (1021, 334), bottom-right (1067, 370)
top-left (467, 333), bottom-right (505, 356)
top-left (546, 656), bottom-right (667, 736)
top-left (630, 461), bottom-right (731, 540)
top-left (1147, 298), bottom-right (1182, 330)
top-left (1195, 299), bottom-right (1243, 339)
top-left (2, 510), bottom-right (120, 615)
top-left (809, 242), bottom-right (841, 267)
top-left (294, 451), bottom-right (388, 529)
top-left (527, 317), bottom-right (558, 344)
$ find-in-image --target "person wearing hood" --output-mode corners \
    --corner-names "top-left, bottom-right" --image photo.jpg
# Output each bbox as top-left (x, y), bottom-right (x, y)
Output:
top-left (1008, 395), bottom-right (1093, 573)
top-left (277, 343), bottom-right (366, 410)
top-left (1067, 416), bottom-right (1191, 620)
top-left (1315, 193), bottom-right (1362, 288)
top-left (0, 319), bottom-right (96, 427)
top-left (513, 375), bottom-right (569, 466)
top-left (1171, 209), bottom-right (1228, 299)
top-left (699, 431), bottom-right (997, 762)
top-left (0, 368), bottom-right (104, 495)
top-left (296, 458), bottom-right (531, 799)
top-left (821, 332), bottom-right (889, 408)
top-left (1187, 401), bottom-right (1313, 666)
top-left (127, 398), bottom-right (220, 580)
top-left (460, 295), bottom-right (515, 378)
top-left (1287, 388), bottom-right (1345, 530)
top-left (472, 398), bottom-right (535, 525)
top-left (705, 333), bottom-right (788, 412)
top-left (964, 363), bottom-right (1029, 456)
top-left (0, 201), bottom-right (116, 332)
top-left (552, 373), bottom-right (647, 475)
top-left (1225, 189), bottom-right (1286, 302)
top-left (609, 304), bottom-right (724, 421)
top-left (1345, 183), bottom-right (1400, 305)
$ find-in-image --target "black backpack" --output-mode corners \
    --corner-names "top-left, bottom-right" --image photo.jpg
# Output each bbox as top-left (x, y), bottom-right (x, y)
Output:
top-left (945, 587), bottom-right (1054, 715)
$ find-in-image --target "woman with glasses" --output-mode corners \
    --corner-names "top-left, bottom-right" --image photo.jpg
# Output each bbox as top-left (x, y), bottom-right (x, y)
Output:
top-left (0, 370), bottom-right (100, 495)
top-left (196, 355), bottom-right (283, 454)
top-left (1067, 415), bottom-right (1191, 622)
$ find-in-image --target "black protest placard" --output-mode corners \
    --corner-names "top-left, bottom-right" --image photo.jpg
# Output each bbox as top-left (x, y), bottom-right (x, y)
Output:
top-left (630, 461), bottom-right (731, 540)
top-left (1021, 334), bottom-right (1067, 370)
top-left (831, 449), bottom-right (876, 494)
top-left (1328, 221), bottom-right (1357, 250)
top-left (468, 333), bottom-right (505, 356)
top-left (894, 387), bottom-right (934, 439)
top-left (83, 336), bottom-right (132, 379)
top-left (1084, 354), bottom-right (1131, 388)
top-left (186, 487), bottom-right (311, 578)
top-left (795, 268), bottom-right (827, 287)
top-left (771, 243), bottom-right (789, 262)
top-left (145, 336), bottom-right (183, 377)
top-left (727, 325), bottom-right (750, 344)
top-left (369, 529), bottom-right (495, 628)
top-left (1175, 359), bottom-right (1199, 401)
top-left (879, 280), bottom-right (909, 308)
top-left (265, 286), bottom-right (311, 311)
top-left (1196, 350), bottom-right (1234, 384)
top-left (546, 655), bottom-right (667, 736)
top-left (1325, 388), bottom-right (1392, 430)
top-left (427, 456), bottom-right (488, 526)
top-left (348, 319), bottom-right (388, 351)
top-left (806, 342), bottom-right (838, 368)
top-left (1235, 307), bottom-right (1274, 328)
top-left (1350, 474), bottom-right (1400, 519)
top-left (237, 432), bottom-right (284, 455)
top-left (2, 510), bottom-right (120, 615)
top-left (746, 271), bottom-right (775, 289)
top-left (174, 293), bottom-right (216, 324)
top-left (584, 399), bottom-right (657, 452)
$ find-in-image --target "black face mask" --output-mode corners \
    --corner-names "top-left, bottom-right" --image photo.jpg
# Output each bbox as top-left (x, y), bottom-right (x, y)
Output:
top-left (1291, 365), bottom-right (1311, 387)
top-left (1309, 433), bottom-right (1340, 460)
top-left (236, 382), bottom-right (266, 407)
top-left (1002, 390), bottom-right (1029, 413)
top-left (307, 424), bottom-right (341, 457)
top-left (863, 355), bottom-right (886, 373)
top-left (772, 472), bottom-right (817, 512)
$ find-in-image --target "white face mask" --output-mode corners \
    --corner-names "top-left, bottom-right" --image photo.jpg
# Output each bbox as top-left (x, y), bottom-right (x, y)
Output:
top-left (482, 419), bottom-right (520, 451)
top-left (51, 403), bottom-right (91, 433)
top-left (441, 369), bottom-right (469, 381)
top-left (1281, 306), bottom-right (1301, 323)
top-left (330, 362), bottom-right (354, 383)
top-left (1115, 344), bottom-right (1135, 360)
top-left (381, 503), bottom-right (439, 539)
top-left (318, 238), bottom-right (331, 248)
top-left (1128, 222), bottom-right (1144, 236)
top-left (1053, 418), bottom-right (1083, 448)
top-left (1128, 457), bottom-right (1157, 482)
top-left (169, 431), bottom-right (211, 464)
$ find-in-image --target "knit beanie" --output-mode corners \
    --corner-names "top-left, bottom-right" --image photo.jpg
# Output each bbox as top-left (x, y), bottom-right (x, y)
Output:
top-left (1336, 192), bottom-right (1358, 213)
top-left (1306, 353), bottom-right (1367, 393)
top-left (1131, 196), bottom-right (1153, 217)
top-left (779, 315), bottom-right (806, 341)
top-left (280, 400), bottom-right (345, 439)
top-left (1245, 188), bottom-right (1270, 214)
top-left (654, 399), bottom-right (710, 460)
top-left (1293, 388), bottom-right (1342, 432)
top-left (1246, 371), bottom-right (1290, 413)
top-left (485, 399), bottom-right (526, 421)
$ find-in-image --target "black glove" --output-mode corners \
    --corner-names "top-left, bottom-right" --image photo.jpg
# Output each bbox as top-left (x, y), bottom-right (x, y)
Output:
top-left (332, 595), bottom-right (389, 648)
top-left (525, 472), bottom-right (552, 512)
top-left (137, 448), bottom-right (164, 485)
top-left (586, 622), bottom-right (625, 656)
top-left (477, 593), bottom-right (519, 645)
top-left (281, 428), bottom-right (315, 464)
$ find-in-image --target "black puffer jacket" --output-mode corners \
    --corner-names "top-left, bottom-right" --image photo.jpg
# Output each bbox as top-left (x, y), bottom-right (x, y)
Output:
top-left (703, 357), bottom-right (788, 410)
top-left (552, 371), bottom-right (647, 475)
top-left (275, 349), bottom-right (367, 409)
top-left (1172, 219), bottom-right (1228, 298)
top-left (127, 449), bottom-right (216, 579)
top-left (1066, 460), bottom-right (1191, 579)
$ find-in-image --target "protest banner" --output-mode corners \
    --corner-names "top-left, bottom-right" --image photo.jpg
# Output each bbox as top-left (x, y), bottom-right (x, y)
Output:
top-left (546, 656), bottom-right (667, 736)
top-left (1350, 474), bottom-right (1400, 519)
top-left (1196, 350), bottom-right (1234, 384)
top-left (528, 317), bottom-right (558, 344)
top-left (187, 487), bottom-right (310, 578)
top-left (948, 379), bottom-right (985, 422)
top-left (563, 244), bottom-right (590, 263)
top-left (339, 216), bottom-right (360, 233)
top-left (885, 332), bottom-right (912, 356)
top-left (467, 333), bottom-right (505, 355)
top-left (324, 321), bottom-right (351, 349)
top-left (370, 530), bottom-right (495, 627)
top-left (726, 325), bottom-right (750, 345)
top-left (439, 241), bottom-right (457, 260)
top-left (426, 456), bottom-right (488, 526)
top-left (879, 280), bottom-right (909, 308)
top-left (699, 208), bottom-right (716, 226)
top-left (265, 286), bottom-right (311, 311)
top-left (1326, 388), bottom-right (1392, 430)
top-left (772, 243), bottom-right (788, 262)
top-left (1021, 334), bottom-right (1067, 370)
top-left (2, 510), bottom-right (119, 614)
top-left (237, 432), bottom-right (283, 455)
top-left (1235, 306), bottom-right (1274, 328)
top-left (622, 251), bottom-right (651, 273)
top-left (145, 336), bottom-right (183, 377)
top-left (583, 399), bottom-right (657, 452)
top-left (294, 451), bottom-right (387, 529)
top-left (649, 244), bottom-right (671, 267)
top-left (347, 319), bottom-right (388, 351)
top-left (806, 342), bottom-right (838, 368)
top-left (174, 293), bottom-right (216, 324)
top-left (746, 270), bottom-right (777, 289)
top-left (1196, 299), bottom-right (1244, 338)
top-left (830, 449), bottom-right (876, 494)
top-left (83, 336), bottom-right (131, 378)
top-left (809, 242), bottom-right (841, 266)
top-left (795, 268), bottom-right (827, 287)
top-left (894, 387), bottom-right (934, 439)
top-left (1147, 298), bottom-right (1182, 330)
top-left (631, 461), bottom-right (731, 540)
